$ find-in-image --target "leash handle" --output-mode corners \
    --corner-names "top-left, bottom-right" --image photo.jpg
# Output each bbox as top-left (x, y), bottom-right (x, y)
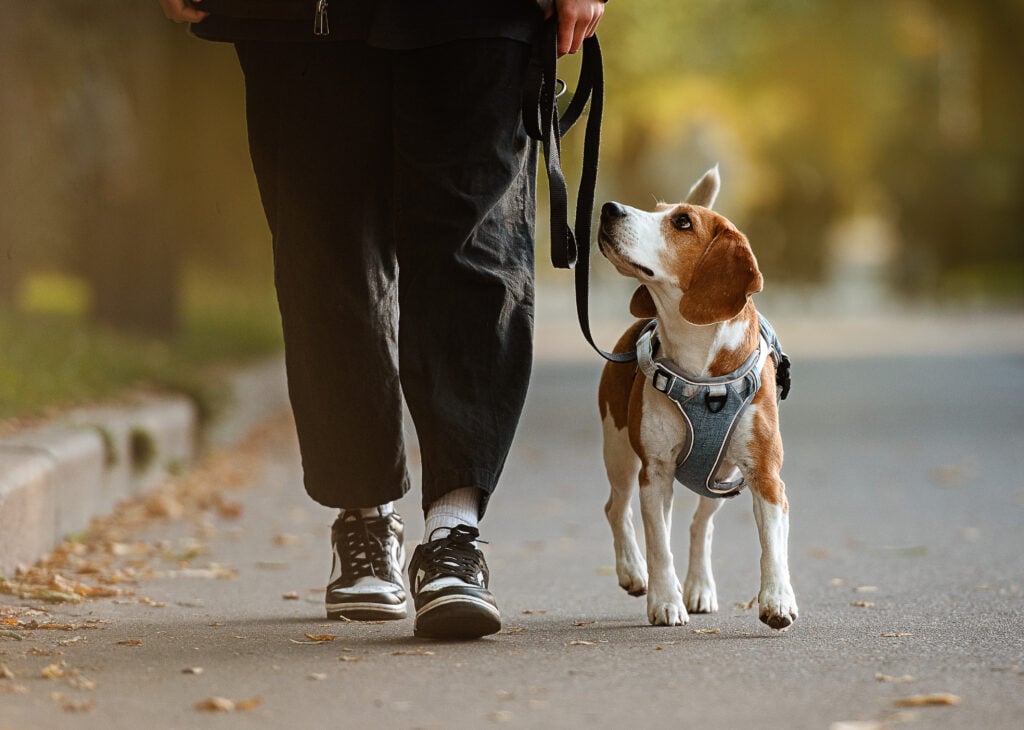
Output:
top-left (523, 18), bottom-right (637, 364)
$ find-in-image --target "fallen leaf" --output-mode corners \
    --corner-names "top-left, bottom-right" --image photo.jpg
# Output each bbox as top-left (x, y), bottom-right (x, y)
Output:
top-left (41, 661), bottom-right (66, 679)
top-left (391, 649), bottom-right (434, 656)
top-left (850, 601), bottom-right (876, 608)
top-left (273, 533), bottom-right (303, 546)
top-left (875, 673), bottom-right (915, 683)
top-left (282, 592), bottom-right (300, 600)
top-left (521, 609), bottom-right (547, 615)
top-left (60, 697), bottom-right (95, 713)
top-left (565, 640), bottom-right (595, 646)
top-left (655, 646), bottom-right (664, 651)
top-left (195, 697), bottom-right (235, 712)
top-left (692, 628), bottom-right (720, 635)
top-left (488, 710), bottom-right (513, 722)
top-left (216, 501), bottom-right (245, 519)
top-left (829, 722), bottom-right (885, 730)
top-left (735, 597), bottom-right (756, 610)
top-left (0, 662), bottom-right (14, 680)
top-left (116, 639), bottom-right (143, 646)
top-left (338, 656), bottom-right (362, 663)
top-left (0, 683), bottom-right (29, 695)
top-left (303, 633), bottom-right (337, 642)
top-left (307, 673), bottom-right (327, 681)
top-left (829, 578), bottom-right (845, 586)
top-left (181, 667), bottom-right (204, 675)
top-left (572, 620), bottom-right (597, 627)
top-left (0, 630), bottom-right (24, 641)
top-left (893, 693), bottom-right (961, 707)
top-left (880, 632), bottom-right (913, 638)
top-left (56, 636), bottom-right (85, 646)
top-left (855, 586), bottom-right (879, 593)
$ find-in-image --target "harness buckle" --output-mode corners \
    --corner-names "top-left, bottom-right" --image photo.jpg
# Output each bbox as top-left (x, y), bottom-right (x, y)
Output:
top-left (652, 369), bottom-right (676, 395)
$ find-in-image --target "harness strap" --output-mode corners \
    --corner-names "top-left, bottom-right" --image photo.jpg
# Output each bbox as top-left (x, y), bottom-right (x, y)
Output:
top-left (523, 18), bottom-right (637, 364)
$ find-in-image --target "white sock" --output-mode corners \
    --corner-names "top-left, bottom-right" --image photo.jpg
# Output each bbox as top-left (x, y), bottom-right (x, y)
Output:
top-left (424, 487), bottom-right (481, 541)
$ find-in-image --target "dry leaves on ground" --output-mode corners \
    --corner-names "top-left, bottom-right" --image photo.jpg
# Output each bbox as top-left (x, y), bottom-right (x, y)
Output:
top-left (116, 639), bottom-right (143, 646)
top-left (851, 601), bottom-right (876, 608)
top-left (880, 632), bottom-right (913, 638)
top-left (338, 656), bottom-right (362, 662)
top-left (195, 696), bottom-right (263, 712)
top-left (735, 597), bottom-right (756, 610)
top-left (565, 640), bottom-right (595, 646)
top-left (282, 592), bottom-right (300, 600)
top-left (692, 628), bottom-right (720, 635)
top-left (893, 693), bottom-right (961, 708)
top-left (181, 667), bottom-right (203, 675)
top-left (875, 673), bottom-right (915, 683)
top-left (391, 649), bottom-right (434, 656)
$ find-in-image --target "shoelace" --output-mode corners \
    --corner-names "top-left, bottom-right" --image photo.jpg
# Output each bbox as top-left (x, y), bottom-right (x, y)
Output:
top-left (334, 513), bottom-right (395, 581)
top-left (418, 525), bottom-right (486, 586)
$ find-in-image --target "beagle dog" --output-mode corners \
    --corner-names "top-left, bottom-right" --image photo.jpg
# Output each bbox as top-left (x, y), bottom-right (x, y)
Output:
top-left (596, 166), bottom-right (798, 630)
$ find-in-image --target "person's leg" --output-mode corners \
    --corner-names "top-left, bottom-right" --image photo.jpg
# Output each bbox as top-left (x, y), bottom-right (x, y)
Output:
top-left (392, 39), bottom-right (537, 522)
top-left (237, 41), bottom-right (408, 511)
top-left (392, 38), bottom-right (537, 638)
top-left (236, 41), bottom-right (407, 619)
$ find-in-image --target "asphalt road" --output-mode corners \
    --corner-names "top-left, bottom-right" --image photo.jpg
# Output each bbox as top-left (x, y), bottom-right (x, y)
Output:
top-left (2, 351), bottom-right (1023, 729)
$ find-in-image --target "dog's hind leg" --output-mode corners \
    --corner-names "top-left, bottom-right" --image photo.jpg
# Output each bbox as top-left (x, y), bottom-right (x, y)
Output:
top-left (639, 463), bottom-right (688, 626)
top-left (683, 496), bottom-right (724, 613)
top-left (602, 415), bottom-right (647, 596)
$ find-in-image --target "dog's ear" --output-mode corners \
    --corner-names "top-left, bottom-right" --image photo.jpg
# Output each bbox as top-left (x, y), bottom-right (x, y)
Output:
top-left (685, 164), bottom-right (721, 209)
top-left (679, 230), bottom-right (763, 325)
top-left (629, 285), bottom-right (657, 318)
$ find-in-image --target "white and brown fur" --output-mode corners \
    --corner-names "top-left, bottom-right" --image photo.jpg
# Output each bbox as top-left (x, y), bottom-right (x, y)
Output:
top-left (597, 167), bottom-right (798, 630)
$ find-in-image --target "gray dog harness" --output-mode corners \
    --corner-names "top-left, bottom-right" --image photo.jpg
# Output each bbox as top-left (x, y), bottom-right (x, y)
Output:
top-left (636, 315), bottom-right (791, 500)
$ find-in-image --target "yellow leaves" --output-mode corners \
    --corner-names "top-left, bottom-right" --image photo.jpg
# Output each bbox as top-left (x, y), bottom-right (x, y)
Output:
top-left (116, 639), bottom-right (143, 646)
top-left (281, 592), bottom-right (300, 600)
top-left (893, 693), bottom-right (962, 707)
top-left (194, 696), bottom-right (263, 712)
top-left (0, 662), bottom-right (15, 680)
top-left (391, 649), bottom-right (435, 656)
top-left (875, 673), bottom-right (915, 683)
top-left (565, 640), bottom-right (595, 646)
top-left (691, 628), bottom-right (720, 635)
top-left (41, 660), bottom-right (67, 679)
top-left (338, 655), bottom-right (362, 663)
top-left (289, 633), bottom-right (336, 645)
top-left (850, 601), bottom-right (876, 608)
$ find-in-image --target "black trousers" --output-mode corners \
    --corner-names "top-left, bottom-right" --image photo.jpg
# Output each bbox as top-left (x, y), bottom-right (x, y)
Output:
top-left (236, 39), bottom-right (537, 517)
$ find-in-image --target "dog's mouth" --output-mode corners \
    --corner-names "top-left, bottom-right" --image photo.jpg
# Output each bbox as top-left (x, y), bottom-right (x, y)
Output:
top-left (599, 231), bottom-right (655, 278)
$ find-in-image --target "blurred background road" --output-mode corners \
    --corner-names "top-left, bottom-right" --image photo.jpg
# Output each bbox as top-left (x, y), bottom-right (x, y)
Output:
top-left (1, 332), bottom-right (1023, 728)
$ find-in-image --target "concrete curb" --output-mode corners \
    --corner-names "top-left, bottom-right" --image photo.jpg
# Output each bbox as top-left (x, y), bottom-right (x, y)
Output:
top-left (0, 355), bottom-right (289, 576)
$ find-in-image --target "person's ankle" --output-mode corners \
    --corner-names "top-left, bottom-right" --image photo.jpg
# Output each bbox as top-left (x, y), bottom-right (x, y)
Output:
top-left (424, 487), bottom-right (481, 541)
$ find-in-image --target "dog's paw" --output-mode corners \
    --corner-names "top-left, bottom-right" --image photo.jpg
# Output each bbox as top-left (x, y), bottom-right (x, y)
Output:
top-left (615, 551), bottom-right (647, 596)
top-left (647, 589), bottom-right (689, 626)
top-left (758, 584), bottom-right (798, 631)
top-left (683, 574), bottom-right (718, 614)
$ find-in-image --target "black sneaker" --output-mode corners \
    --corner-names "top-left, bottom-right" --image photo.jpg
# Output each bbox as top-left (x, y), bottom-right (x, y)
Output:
top-left (325, 509), bottom-right (406, 621)
top-left (408, 525), bottom-right (501, 639)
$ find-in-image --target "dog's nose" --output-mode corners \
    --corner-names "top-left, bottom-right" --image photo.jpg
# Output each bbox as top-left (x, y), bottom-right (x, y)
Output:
top-left (601, 201), bottom-right (627, 222)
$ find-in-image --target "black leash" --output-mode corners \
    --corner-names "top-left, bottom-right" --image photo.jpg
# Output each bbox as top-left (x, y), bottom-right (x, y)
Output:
top-left (523, 18), bottom-right (637, 364)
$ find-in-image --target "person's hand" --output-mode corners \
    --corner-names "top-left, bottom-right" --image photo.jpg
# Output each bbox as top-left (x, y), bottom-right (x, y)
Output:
top-left (548, 0), bottom-right (606, 56)
top-left (157, 0), bottom-right (208, 23)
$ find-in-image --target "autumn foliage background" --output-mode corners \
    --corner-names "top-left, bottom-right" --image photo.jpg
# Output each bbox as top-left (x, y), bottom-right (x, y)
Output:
top-left (1, 0), bottom-right (1021, 415)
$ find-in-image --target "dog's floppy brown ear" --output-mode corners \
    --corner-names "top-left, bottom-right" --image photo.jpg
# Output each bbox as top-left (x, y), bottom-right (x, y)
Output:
top-left (629, 285), bottom-right (657, 318)
top-left (679, 231), bottom-right (763, 325)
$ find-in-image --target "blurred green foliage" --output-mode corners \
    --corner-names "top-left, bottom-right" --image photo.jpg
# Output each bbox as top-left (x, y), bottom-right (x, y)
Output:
top-left (1, 0), bottom-right (1022, 419)
top-left (0, 267), bottom-right (281, 422)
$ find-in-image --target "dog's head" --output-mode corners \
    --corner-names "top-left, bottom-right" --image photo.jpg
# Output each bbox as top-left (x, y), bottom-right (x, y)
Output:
top-left (597, 166), bottom-right (763, 325)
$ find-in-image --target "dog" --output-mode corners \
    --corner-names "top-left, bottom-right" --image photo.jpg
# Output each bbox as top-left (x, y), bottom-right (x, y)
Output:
top-left (596, 166), bottom-right (798, 630)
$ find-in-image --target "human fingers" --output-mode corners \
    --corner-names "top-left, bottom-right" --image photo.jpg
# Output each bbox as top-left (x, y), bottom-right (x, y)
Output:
top-left (158, 0), bottom-right (208, 23)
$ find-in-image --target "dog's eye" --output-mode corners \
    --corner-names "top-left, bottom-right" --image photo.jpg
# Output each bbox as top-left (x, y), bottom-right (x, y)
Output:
top-left (671, 213), bottom-right (692, 231)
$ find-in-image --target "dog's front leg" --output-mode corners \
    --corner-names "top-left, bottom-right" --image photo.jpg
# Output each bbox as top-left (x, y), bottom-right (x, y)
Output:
top-left (750, 478), bottom-right (798, 630)
top-left (639, 462), bottom-right (687, 626)
top-left (683, 496), bottom-right (724, 613)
